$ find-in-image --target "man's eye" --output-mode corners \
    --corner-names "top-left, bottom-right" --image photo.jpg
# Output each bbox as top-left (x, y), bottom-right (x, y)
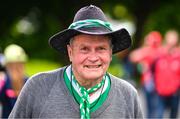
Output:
top-left (81, 47), bottom-right (88, 51)
top-left (98, 47), bottom-right (106, 50)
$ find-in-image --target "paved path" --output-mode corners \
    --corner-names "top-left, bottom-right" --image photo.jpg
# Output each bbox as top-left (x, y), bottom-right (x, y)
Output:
top-left (138, 89), bottom-right (180, 118)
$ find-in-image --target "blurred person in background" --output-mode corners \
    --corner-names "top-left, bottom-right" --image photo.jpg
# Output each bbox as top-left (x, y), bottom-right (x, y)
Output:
top-left (130, 31), bottom-right (163, 118)
top-left (0, 48), bottom-right (6, 72)
top-left (0, 49), bottom-right (6, 117)
top-left (0, 44), bottom-right (28, 118)
top-left (0, 49), bottom-right (6, 96)
top-left (153, 30), bottom-right (180, 118)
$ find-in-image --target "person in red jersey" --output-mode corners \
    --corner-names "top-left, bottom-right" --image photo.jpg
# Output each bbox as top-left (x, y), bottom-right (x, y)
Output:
top-left (130, 31), bottom-right (164, 118)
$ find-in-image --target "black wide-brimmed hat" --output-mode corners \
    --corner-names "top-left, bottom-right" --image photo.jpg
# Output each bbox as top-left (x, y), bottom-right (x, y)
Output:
top-left (49, 5), bottom-right (131, 55)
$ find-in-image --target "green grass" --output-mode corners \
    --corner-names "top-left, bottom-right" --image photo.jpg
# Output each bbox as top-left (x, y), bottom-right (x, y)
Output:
top-left (25, 59), bottom-right (61, 76)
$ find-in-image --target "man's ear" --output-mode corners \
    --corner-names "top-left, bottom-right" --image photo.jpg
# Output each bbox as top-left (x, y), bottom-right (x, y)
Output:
top-left (110, 49), bottom-right (112, 61)
top-left (67, 45), bottom-right (72, 62)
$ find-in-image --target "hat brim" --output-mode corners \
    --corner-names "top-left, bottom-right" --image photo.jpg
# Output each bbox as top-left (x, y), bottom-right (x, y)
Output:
top-left (49, 28), bottom-right (131, 55)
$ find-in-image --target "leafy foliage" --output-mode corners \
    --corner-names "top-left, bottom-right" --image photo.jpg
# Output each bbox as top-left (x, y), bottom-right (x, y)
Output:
top-left (0, 0), bottom-right (180, 64)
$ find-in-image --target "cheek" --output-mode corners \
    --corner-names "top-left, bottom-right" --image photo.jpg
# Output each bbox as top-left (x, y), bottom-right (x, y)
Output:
top-left (106, 56), bottom-right (112, 65)
top-left (103, 52), bottom-right (112, 62)
top-left (72, 53), bottom-right (87, 64)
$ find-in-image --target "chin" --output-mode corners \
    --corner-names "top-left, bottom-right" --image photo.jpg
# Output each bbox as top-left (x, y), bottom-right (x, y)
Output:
top-left (84, 73), bottom-right (104, 80)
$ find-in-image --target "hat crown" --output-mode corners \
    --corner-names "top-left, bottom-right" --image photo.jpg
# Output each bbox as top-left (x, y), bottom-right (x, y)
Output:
top-left (73, 5), bottom-right (108, 22)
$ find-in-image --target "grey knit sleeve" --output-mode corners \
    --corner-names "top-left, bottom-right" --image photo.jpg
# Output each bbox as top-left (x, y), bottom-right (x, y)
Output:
top-left (8, 68), bottom-right (61, 118)
top-left (8, 76), bottom-right (36, 118)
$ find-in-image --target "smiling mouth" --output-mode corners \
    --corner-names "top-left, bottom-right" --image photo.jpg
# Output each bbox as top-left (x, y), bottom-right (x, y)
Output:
top-left (85, 65), bottom-right (102, 68)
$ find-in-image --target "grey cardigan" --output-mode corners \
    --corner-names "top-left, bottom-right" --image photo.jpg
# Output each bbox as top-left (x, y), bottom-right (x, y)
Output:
top-left (9, 66), bottom-right (143, 118)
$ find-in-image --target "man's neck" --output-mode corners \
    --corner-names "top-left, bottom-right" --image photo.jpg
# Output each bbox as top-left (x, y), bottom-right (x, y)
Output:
top-left (76, 77), bottom-right (103, 89)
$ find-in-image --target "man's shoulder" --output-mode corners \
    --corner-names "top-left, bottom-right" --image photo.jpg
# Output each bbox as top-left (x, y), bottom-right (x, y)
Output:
top-left (24, 66), bottom-right (66, 89)
top-left (31, 67), bottom-right (65, 79)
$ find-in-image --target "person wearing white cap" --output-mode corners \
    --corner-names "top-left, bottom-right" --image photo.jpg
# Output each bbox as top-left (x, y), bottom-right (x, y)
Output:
top-left (0, 44), bottom-right (28, 118)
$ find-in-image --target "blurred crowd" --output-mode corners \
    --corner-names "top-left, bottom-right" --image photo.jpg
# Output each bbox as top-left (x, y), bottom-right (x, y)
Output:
top-left (130, 29), bottom-right (180, 118)
top-left (0, 30), bottom-right (179, 118)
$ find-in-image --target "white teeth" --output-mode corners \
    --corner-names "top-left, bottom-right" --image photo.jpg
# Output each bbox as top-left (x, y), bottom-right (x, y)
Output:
top-left (86, 65), bottom-right (101, 68)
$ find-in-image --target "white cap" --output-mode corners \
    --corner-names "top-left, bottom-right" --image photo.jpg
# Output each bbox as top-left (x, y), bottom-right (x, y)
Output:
top-left (4, 44), bottom-right (28, 63)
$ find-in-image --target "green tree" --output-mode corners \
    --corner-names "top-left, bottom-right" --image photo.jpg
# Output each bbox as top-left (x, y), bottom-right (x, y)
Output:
top-left (0, 0), bottom-right (179, 63)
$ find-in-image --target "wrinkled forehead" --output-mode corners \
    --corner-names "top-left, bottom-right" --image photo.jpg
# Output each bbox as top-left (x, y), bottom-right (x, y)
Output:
top-left (69, 34), bottom-right (112, 46)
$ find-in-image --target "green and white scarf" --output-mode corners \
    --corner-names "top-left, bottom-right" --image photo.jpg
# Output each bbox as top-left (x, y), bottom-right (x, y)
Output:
top-left (64, 65), bottom-right (111, 119)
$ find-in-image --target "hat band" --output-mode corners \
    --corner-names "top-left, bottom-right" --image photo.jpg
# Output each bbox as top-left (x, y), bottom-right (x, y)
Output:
top-left (68, 19), bottom-right (113, 31)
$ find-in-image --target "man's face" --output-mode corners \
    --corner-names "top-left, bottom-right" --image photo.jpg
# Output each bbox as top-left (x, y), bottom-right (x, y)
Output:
top-left (67, 34), bottom-right (112, 82)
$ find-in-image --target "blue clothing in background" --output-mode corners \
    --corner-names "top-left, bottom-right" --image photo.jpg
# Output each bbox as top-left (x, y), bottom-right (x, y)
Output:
top-left (0, 73), bottom-right (27, 118)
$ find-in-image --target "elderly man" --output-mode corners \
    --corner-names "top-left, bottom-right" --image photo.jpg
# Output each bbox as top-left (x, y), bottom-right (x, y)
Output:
top-left (9, 5), bottom-right (143, 119)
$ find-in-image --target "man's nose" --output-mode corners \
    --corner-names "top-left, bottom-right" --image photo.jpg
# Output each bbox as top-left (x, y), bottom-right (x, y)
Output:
top-left (87, 52), bottom-right (99, 62)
